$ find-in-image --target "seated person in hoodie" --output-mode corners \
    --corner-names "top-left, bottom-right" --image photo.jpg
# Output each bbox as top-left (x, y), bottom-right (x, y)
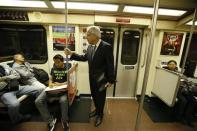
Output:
top-left (12, 53), bottom-right (46, 93)
top-left (163, 60), bottom-right (178, 71)
top-left (0, 63), bottom-right (41, 124)
top-left (35, 54), bottom-right (71, 131)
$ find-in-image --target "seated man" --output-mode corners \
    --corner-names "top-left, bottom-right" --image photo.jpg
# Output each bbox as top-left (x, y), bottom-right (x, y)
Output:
top-left (0, 63), bottom-right (41, 123)
top-left (35, 54), bottom-right (71, 131)
top-left (163, 60), bottom-right (178, 71)
top-left (12, 53), bottom-right (46, 92)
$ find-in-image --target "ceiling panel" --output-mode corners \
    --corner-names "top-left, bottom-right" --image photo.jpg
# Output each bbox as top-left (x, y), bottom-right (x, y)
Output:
top-left (0, 0), bottom-right (196, 21)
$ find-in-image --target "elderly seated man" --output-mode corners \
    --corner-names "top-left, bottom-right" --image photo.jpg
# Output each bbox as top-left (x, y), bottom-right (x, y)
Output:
top-left (12, 53), bottom-right (46, 92)
top-left (0, 63), bottom-right (42, 124)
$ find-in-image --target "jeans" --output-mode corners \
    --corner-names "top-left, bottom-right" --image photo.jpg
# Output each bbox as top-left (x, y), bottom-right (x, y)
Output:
top-left (1, 85), bottom-right (43, 123)
top-left (35, 90), bottom-right (69, 124)
top-left (31, 81), bottom-right (46, 95)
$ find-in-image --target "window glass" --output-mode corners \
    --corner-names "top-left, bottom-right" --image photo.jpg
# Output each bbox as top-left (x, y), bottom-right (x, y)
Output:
top-left (100, 29), bottom-right (115, 50)
top-left (0, 24), bottom-right (47, 63)
top-left (121, 30), bottom-right (140, 65)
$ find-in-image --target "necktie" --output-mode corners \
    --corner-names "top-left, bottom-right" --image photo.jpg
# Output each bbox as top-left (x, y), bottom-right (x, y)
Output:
top-left (91, 45), bottom-right (96, 60)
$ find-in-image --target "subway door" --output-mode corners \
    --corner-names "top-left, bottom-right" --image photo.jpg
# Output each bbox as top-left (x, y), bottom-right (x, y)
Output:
top-left (100, 28), bottom-right (118, 97)
top-left (115, 29), bottom-right (142, 97)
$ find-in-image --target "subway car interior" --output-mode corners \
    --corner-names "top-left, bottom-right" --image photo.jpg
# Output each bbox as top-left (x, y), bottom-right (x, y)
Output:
top-left (0, 0), bottom-right (197, 131)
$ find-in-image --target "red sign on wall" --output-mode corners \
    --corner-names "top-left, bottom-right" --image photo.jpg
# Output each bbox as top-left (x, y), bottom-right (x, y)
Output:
top-left (116, 18), bottom-right (130, 23)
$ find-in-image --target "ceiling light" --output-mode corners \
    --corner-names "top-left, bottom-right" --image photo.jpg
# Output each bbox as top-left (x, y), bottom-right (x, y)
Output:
top-left (0, 0), bottom-right (47, 8)
top-left (124, 6), bottom-right (153, 14)
top-left (186, 21), bottom-right (197, 25)
top-left (158, 9), bottom-right (186, 16)
top-left (123, 6), bottom-right (186, 16)
top-left (52, 2), bottom-right (118, 11)
top-left (51, 1), bottom-right (64, 9)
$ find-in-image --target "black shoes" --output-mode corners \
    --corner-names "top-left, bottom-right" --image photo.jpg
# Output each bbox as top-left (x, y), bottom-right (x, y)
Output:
top-left (89, 110), bottom-right (103, 127)
top-left (89, 110), bottom-right (97, 118)
top-left (95, 116), bottom-right (103, 127)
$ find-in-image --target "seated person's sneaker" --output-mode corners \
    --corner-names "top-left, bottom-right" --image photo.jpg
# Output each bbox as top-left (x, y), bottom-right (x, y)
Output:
top-left (63, 122), bottom-right (70, 131)
top-left (48, 118), bottom-right (57, 131)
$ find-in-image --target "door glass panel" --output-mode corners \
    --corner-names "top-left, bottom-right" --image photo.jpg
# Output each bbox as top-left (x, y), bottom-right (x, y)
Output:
top-left (121, 30), bottom-right (140, 65)
top-left (180, 33), bottom-right (197, 77)
top-left (100, 28), bottom-right (115, 97)
top-left (100, 29), bottom-right (115, 50)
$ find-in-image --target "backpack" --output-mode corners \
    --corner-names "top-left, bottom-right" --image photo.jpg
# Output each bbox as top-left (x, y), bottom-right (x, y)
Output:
top-left (0, 65), bottom-right (7, 92)
top-left (0, 65), bottom-right (19, 93)
top-left (33, 67), bottom-right (49, 84)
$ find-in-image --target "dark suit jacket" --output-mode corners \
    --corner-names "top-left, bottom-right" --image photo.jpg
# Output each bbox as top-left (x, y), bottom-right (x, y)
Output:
top-left (70, 40), bottom-right (115, 87)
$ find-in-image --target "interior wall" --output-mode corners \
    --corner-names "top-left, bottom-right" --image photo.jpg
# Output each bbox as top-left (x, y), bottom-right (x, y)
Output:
top-left (145, 30), bottom-right (186, 96)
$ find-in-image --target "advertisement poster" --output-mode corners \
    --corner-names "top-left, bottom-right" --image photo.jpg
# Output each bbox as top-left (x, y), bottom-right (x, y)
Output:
top-left (81, 28), bottom-right (88, 54)
top-left (160, 32), bottom-right (183, 56)
top-left (52, 26), bottom-right (75, 51)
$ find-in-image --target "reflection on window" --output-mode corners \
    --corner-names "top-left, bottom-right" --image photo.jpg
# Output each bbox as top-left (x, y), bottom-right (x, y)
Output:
top-left (0, 24), bottom-right (47, 63)
top-left (100, 29), bottom-right (115, 50)
top-left (180, 33), bottom-right (197, 77)
top-left (121, 30), bottom-right (140, 65)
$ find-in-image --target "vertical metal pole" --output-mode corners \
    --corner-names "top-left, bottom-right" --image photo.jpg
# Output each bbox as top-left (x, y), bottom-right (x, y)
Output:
top-left (181, 8), bottom-right (197, 74)
top-left (134, 0), bottom-right (160, 131)
top-left (65, 0), bottom-right (68, 51)
top-left (113, 25), bottom-right (121, 97)
top-left (65, 0), bottom-right (69, 77)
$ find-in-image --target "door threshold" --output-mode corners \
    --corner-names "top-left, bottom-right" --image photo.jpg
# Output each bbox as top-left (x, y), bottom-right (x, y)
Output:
top-left (106, 97), bottom-right (136, 99)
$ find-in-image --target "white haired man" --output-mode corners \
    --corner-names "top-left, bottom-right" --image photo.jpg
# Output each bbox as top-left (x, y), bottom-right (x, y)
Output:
top-left (65, 26), bottom-right (115, 127)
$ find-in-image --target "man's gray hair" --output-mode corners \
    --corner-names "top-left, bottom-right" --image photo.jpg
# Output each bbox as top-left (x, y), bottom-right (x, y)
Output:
top-left (87, 26), bottom-right (101, 38)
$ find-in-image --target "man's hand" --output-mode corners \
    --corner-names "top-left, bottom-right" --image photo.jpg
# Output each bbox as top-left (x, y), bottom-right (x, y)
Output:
top-left (64, 48), bottom-right (73, 56)
top-left (0, 77), bottom-right (5, 82)
top-left (105, 82), bottom-right (113, 88)
top-left (99, 82), bottom-right (113, 92)
top-left (49, 83), bottom-right (55, 88)
top-left (54, 82), bottom-right (66, 86)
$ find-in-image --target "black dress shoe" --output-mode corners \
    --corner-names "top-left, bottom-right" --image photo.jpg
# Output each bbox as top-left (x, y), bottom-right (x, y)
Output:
top-left (89, 110), bottom-right (97, 118)
top-left (95, 116), bottom-right (103, 127)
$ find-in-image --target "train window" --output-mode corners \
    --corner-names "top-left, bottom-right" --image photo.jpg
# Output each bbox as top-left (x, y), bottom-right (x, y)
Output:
top-left (121, 30), bottom-right (140, 65)
top-left (180, 33), bottom-right (197, 66)
top-left (0, 24), bottom-right (47, 64)
top-left (180, 33), bottom-right (197, 77)
top-left (100, 29), bottom-right (115, 50)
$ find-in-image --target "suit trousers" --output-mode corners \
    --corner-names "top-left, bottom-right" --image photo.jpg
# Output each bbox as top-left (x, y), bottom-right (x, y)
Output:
top-left (89, 77), bottom-right (107, 116)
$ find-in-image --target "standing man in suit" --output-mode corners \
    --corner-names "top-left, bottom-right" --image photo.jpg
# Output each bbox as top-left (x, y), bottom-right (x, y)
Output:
top-left (65, 26), bottom-right (115, 127)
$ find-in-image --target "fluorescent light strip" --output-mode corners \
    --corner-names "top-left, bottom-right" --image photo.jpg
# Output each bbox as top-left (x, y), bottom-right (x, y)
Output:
top-left (186, 21), bottom-right (197, 25)
top-left (124, 6), bottom-right (153, 15)
top-left (159, 9), bottom-right (186, 16)
top-left (0, 0), bottom-right (47, 8)
top-left (51, 1), bottom-right (64, 9)
top-left (52, 2), bottom-right (118, 11)
top-left (123, 6), bottom-right (186, 16)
